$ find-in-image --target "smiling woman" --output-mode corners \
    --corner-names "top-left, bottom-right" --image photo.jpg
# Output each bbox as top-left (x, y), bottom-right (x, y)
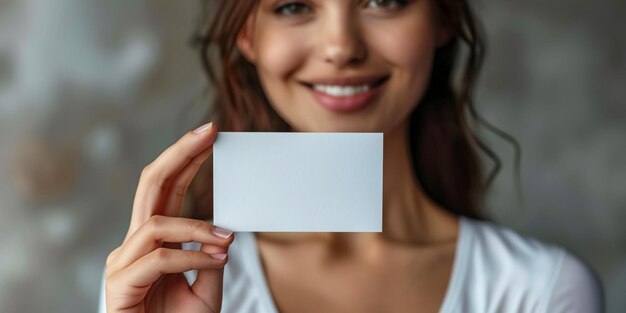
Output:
top-left (195, 0), bottom-right (488, 220)
top-left (99, 0), bottom-right (604, 312)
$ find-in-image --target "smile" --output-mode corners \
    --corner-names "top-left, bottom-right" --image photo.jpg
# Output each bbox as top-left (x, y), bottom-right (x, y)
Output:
top-left (312, 83), bottom-right (374, 97)
top-left (301, 76), bottom-right (389, 112)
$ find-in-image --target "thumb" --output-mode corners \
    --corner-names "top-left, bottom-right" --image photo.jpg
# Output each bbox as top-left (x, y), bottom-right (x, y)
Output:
top-left (190, 242), bottom-right (228, 312)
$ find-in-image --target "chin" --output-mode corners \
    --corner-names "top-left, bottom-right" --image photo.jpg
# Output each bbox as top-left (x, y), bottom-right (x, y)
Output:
top-left (290, 119), bottom-right (385, 133)
top-left (276, 104), bottom-right (403, 133)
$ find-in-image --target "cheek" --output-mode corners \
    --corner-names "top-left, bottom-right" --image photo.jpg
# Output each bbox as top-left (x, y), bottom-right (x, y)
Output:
top-left (371, 16), bottom-right (437, 78)
top-left (253, 25), bottom-right (312, 129)
top-left (367, 14), bottom-right (438, 114)
top-left (255, 27), bottom-right (308, 83)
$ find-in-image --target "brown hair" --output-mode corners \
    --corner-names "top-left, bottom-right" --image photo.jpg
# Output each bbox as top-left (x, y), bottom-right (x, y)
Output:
top-left (189, 0), bottom-right (522, 220)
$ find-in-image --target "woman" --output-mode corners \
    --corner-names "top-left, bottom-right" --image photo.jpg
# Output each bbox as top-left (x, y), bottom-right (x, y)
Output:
top-left (101, 0), bottom-right (603, 312)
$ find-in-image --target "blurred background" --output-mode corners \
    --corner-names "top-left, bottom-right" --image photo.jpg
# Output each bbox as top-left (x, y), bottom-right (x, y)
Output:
top-left (0, 0), bottom-right (623, 312)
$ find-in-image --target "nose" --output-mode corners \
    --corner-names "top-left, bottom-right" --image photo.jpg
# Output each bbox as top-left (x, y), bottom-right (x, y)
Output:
top-left (317, 12), bottom-right (367, 67)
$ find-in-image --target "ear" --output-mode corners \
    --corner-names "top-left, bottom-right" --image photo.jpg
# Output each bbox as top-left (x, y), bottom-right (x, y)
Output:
top-left (236, 15), bottom-right (258, 63)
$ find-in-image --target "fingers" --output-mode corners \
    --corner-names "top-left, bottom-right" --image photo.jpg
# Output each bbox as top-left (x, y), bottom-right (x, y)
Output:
top-left (109, 248), bottom-right (228, 289)
top-left (106, 216), bottom-right (234, 313)
top-left (114, 216), bottom-right (234, 271)
top-left (127, 122), bottom-right (218, 236)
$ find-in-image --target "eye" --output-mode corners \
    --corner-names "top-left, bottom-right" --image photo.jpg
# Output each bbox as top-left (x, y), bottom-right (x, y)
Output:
top-left (273, 2), bottom-right (312, 17)
top-left (365, 0), bottom-right (410, 10)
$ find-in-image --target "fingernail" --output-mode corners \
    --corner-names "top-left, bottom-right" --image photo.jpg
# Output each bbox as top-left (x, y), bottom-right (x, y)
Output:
top-left (210, 253), bottom-right (227, 260)
top-left (212, 226), bottom-right (233, 239)
top-left (193, 122), bottom-right (213, 134)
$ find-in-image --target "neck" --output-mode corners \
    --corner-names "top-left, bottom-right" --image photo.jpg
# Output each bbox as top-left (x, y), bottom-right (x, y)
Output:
top-left (379, 119), bottom-right (456, 244)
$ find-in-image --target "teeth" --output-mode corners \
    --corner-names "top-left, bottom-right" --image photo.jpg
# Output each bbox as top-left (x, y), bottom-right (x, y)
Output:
top-left (312, 84), bottom-right (371, 97)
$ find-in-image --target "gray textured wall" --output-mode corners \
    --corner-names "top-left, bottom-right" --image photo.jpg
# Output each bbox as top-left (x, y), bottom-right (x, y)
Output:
top-left (0, 0), bottom-right (623, 312)
top-left (476, 2), bottom-right (625, 312)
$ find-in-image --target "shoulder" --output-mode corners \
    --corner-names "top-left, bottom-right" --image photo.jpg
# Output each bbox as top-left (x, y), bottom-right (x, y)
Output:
top-left (546, 248), bottom-right (604, 312)
top-left (452, 217), bottom-right (603, 312)
top-left (463, 217), bottom-right (563, 271)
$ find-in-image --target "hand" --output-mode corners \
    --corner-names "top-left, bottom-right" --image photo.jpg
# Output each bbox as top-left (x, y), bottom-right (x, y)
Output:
top-left (104, 122), bottom-right (234, 313)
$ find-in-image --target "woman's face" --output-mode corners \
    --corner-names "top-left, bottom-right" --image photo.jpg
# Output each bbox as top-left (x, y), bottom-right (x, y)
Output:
top-left (237, 0), bottom-right (449, 132)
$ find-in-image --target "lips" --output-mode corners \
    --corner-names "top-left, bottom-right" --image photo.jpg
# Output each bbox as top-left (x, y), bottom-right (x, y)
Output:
top-left (300, 75), bottom-right (389, 112)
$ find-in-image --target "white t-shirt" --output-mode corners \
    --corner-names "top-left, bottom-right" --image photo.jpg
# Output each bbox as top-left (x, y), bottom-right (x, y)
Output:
top-left (99, 216), bottom-right (604, 312)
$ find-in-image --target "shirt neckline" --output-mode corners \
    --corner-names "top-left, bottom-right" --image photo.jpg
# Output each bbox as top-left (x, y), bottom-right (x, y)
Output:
top-left (243, 216), bottom-right (471, 313)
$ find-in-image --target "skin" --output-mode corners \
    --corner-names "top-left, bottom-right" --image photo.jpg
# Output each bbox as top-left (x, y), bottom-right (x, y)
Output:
top-left (105, 0), bottom-right (459, 312)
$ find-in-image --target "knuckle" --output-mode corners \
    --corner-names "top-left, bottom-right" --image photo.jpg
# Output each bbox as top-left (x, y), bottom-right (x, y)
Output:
top-left (145, 215), bottom-right (165, 237)
top-left (105, 248), bottom-right (118, 267)
top-left (188, 219), bottom-right (207, 235)
top-left (142, 164), bottom-right (173, 192)
top-left (141, 163), bottom-right (153, 178)
top-left (147, 215), bottom-right (165, 228)
top-left (151, 248), bottom-right (170, 266)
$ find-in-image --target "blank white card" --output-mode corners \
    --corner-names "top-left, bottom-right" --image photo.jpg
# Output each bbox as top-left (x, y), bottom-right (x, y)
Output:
top-left (213, 132), bottom-right (383, 232)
